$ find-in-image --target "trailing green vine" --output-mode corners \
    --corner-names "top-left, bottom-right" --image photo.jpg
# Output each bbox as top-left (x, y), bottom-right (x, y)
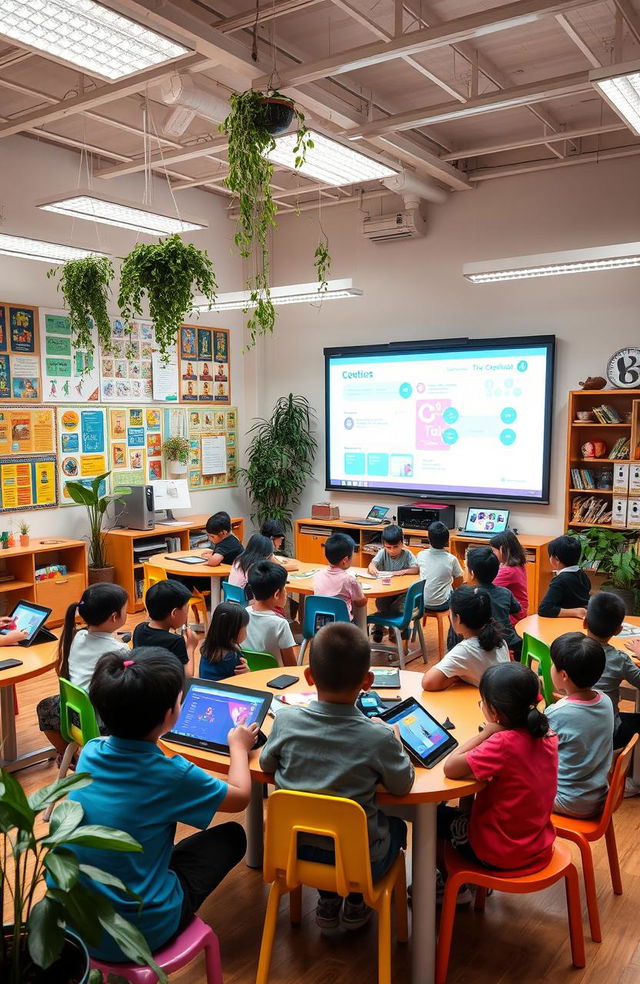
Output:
top-left (47, 255), bottom-right (114, 355)
top-left (118, 234), bottom-right (217, 359)
top-left (314, 239), bottom-right (331, 292)
top-left (222, 90), bottom-right (313, 347)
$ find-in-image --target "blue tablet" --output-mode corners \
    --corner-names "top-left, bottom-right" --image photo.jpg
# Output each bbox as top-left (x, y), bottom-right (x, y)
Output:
top-left (379, 697), bottom-right (458, 769)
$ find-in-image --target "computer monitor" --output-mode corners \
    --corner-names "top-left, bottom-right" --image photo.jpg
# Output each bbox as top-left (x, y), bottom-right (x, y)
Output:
top-left (150, 479), bottom-right (191, 521)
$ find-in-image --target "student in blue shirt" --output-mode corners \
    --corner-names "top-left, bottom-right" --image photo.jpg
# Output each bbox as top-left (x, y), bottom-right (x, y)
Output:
top-left (67, 646), bottom-right (258, 961)
top-left (199, 601), bottom-right (250, 680)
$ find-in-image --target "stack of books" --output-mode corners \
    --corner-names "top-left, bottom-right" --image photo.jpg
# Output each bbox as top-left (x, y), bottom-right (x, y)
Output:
top-left (570, 496), bottom-right (612, 524)
top-left (571, 468), bottom-right (596, 489)
top-left (592, 404), bottom-right (622, 423)
top-left (609, 437), bottom-right (630, 459)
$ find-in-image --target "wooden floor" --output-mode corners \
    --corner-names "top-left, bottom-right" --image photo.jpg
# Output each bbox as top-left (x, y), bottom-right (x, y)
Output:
top-left (7, 615), bottom-right (640, 984)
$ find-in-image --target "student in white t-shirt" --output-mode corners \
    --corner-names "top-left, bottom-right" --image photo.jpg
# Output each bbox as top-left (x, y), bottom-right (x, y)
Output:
top-left (422, 586), bottom-right (509, 690)
top-left (244, 561), bottom-right (296, 665)
top-left (416, 522), bottom-right (464, 612)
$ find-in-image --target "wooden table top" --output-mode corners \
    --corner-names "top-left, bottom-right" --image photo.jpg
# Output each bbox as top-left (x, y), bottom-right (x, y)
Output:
top-left (148, 551), bottom-right (233, 578)
top-left (160, 667), bottom-right (484, 804)
top-left (285, 561), bottom-right (421, 599)
top-left (0, 638), bottom-right (58, 686)
top-left (516, 614), bottom-right (640, 655)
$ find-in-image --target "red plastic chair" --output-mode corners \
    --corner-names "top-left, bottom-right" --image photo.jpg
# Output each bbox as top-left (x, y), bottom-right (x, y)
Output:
top-left (90, 916), bottom-right (223, 984)
top-left (436, 841), bottom-right (585, 984)
top-left (552, 732), bottom-right (638, 943)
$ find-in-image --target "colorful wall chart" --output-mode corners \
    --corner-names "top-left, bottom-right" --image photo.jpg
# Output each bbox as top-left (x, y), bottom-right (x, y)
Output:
top-left (56, 407), bottom-right (108, 504)
top-left (40, 309), bottom-right (100, 402)
top-left (0, 302), bottom-right (42, 403)
top-left (164, 406), bottom-right (238, 489)
top-left (178, 325), bottom-right (230, 405)
top-left (0, 407), bottom-right (55, 456)
top-left (108, 406), bottom-right (164, 486)
top-left (0, 456), bottom-right (57, 512)
top-left (100, 319), bottom-right (177, 403)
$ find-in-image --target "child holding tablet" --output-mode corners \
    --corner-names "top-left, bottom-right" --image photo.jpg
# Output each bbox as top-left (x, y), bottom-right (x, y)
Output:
top-left (422, 587), bottom-right (510, 691)
top-left (199, 601), bottom-right (250, 680)
top-left (0, 615), bottom-right (29, 646)
top-left (66, 647), bottom-right (257, 961)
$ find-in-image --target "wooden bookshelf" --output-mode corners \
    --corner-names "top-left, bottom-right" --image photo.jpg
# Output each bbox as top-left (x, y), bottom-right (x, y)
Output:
top-left (0, 538), bottom-right (87, 626)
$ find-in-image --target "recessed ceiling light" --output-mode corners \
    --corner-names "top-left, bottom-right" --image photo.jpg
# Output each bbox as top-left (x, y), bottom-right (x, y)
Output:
top-left (38, 191), bottom-right (206, 236)
top-left (192, 279), bottom-right (363, 311)
top-left (0, 0), bottom-right (188, 81)
top-left (267, 131), bottom-right (398, 187)
top-left (463, 242), bottom-right (640, 283)
top-left (590, 61), bottom-right (640, 136)
top-left (0, 233), bottom-right (107, 264)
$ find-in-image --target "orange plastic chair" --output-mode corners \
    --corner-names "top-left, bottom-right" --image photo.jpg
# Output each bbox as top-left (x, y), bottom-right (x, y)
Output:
top-left (436, 840), bottom-right (585, 984)
top-left (143, 562), bottom-right (167, 597)
top-left (421, 609), bottom-right (449, 659)
top-left (552, 732), bottom-right (638, 943)
top-left (256, 790), bottom-right (408, 984)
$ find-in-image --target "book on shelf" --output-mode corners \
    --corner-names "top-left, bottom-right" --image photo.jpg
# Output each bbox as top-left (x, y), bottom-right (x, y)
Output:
top-left (571, 495), bottom-right (612, 524)
top-left (592, 404), bottom-right (622, 424)
top-left (610, 437), bottom-right (630, 459)
top-left (571, 468), bottom-right (596, 489)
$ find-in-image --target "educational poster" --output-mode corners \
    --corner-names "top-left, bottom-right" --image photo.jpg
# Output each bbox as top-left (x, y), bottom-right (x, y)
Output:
top-left (100, 318), bottom-right (164, 403)
top-left (0, 456), bottom-right (57, 512)
top-left (164, 406), bottom-right (237, 489)
top-left (0, 407), bottom-right (55, 455)
top-left (108, 406), bottom-right (164, 486)
top-left (178, 325), bottom-right (230, 405)
top-left (40, 308), bottom-right (100, 402)
top-left (0, 302), bottom-right (42, 402)
top-left (56, 407), bottom-right (108, 505)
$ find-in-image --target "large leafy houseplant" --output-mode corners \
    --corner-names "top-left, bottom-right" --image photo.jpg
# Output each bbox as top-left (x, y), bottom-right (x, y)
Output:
top-left (238, 394), bottom-right (317, 531)
top-left (47, 256), bottom-right (114, 356)
top-left (0, 768), bottom-right (166, 984)
top-left (118, 235), bottom-right (217, 359)
top-left (64, 472), bottom-right (129, 572)
top-left (570, 527), bottom-right (640, 611)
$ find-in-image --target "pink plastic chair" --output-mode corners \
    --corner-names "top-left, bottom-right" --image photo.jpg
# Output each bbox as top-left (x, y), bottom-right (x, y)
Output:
top-left (90, 917), bottom-right (223, 984)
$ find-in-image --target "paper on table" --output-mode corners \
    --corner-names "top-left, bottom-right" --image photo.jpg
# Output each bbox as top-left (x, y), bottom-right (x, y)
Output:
top-left (201, 435), bottom-right (226, 474)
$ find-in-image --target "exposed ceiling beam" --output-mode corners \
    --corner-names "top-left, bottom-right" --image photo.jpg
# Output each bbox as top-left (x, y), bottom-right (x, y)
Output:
top-left (612, 0), bottom-right (640, 44)
top-left (468, 141), bottom-right (640, 180)
top-left (0, 48), bottom-right (33, 68)
top-left (217, 0), bottom-right (324, 33)
top-left (347, 71), bottom-right (591, 139)
top-left (555, 13), bottom-right (602, 66)
top-left (366, 132), bottom-right (468, 190)
top-left (0, 53), bottom-right (205, 139)
top-left (94, 137), bottom-right (229, 178)
top-left (441, 122), bottom-right (626, 159)
top-left (255, 0), bottom-right (594, 87)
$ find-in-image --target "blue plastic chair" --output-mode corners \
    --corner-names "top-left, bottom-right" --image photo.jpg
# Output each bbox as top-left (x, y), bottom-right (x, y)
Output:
top-left (367, 580), bottom-right (427, 669)
top-left (298, 595), bottom-right (351, 664)
top-left (222, 581), bottom-right (247, 604)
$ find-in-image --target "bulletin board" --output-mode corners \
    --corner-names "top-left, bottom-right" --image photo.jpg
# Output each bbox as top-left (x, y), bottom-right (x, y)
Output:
top-left (0, 406), bottom-right (55, 456)
top-left (0, 456), bottom-right (57, 512)
top-left (178, 325), bottom-right (230, 405)
top-left (107, 406), bottom-right (164, 487)
top-left (56, 406), bottom-right (108, 505)
top-left (40, 308), bottom-right (100, 402)
top-left (0, 301), bottom-right (42, 402)
top-left (100, 318), bottom-right (177, 403)
top-left (164, 406), bottom-right (238, 490)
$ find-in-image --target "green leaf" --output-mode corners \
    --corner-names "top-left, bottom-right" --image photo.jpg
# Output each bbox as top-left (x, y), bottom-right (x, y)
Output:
top-left (59, 824), bottom-right (143, 852)
top-left (47, 884), bottom-right (103, 948)
top-left (95, 909), bottom-right (168, 984)
top-left (29, 771), bottom-right (93, 813)
top-left (28, 897), bottom-right (66, 969)
top-left (64, 482), bottom-right (96, 506)
top-left (43, 799), bottom-right (84, 843)
top-left (79, 864), bottom-right (142, 903)
top-left (44, 847), bottom-right (80, 891)
top-left (0, 767), bottom-right (35, 833)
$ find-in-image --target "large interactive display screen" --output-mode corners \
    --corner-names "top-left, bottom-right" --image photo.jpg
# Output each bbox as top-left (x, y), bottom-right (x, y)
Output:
top-left (325, 336), bottom-right (555, 503)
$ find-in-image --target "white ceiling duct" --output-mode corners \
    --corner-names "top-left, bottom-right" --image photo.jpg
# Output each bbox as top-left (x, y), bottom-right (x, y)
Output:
top-left (160, 74), bottom-right (230, 136)
top-left (382, 170), bottom-right (448, 208)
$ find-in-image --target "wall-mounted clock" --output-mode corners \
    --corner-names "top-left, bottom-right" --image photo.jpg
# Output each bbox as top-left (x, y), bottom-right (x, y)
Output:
top-left (607, 348), bottom-right (640, 388)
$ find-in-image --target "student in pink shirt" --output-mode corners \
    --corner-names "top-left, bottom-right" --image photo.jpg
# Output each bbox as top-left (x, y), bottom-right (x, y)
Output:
top-left (313, 533), bottom-right (367, 620)
top-left (489, 530), bottom-right (528, 625)
top-left (228, 534), bottom-right (275, 590)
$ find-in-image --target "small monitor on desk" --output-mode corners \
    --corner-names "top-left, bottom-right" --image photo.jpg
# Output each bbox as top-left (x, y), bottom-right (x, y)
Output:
top-left (150, 479), bottom-right (191, 522)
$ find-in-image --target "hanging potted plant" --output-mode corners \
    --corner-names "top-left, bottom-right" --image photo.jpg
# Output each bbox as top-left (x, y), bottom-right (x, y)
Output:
top-left (47, 255), bottom-right (114, 357)
top-left (0, 769), bottom-right (167, 984)
top-left (64, 472), bottom-right (130, 584)
top-left (118, 235), bottom-right (217, 360)
top-left (222, 90), bottom-right (312, 347)
top-left (162, 435), bottom-right (190, 477)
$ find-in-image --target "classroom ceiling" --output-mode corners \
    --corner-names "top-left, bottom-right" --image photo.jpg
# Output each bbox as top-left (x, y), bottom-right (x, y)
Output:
top-left (0, 0), bottom-right (639, 208)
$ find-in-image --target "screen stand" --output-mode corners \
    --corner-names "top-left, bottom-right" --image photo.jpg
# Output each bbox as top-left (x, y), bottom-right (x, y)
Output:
top-left (28, 627), bottom-right (58, 646)
top-left (165, 509), bottom-right (176, 522)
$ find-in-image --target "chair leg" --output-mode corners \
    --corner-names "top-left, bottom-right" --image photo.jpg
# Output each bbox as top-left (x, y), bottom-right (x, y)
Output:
top-left (415, 620), bottom-right (428, 664)
top-left (392, 628), bottom-right (404, 669)
top-left (604, 821), bottom-right (623, 895)
top-left (474, 886), bottom-right (487, 912)
top-left (297, 639), bottom-right (307, 666)
top-left (575, 836), bottom-right (601, 942)
top-left (289, 886), bottom-right (302, 925)
top-left (435, 873), bottom-right (466, 984)
top-left (203, 929), bottom-right (223, 984)
top-left (377, 887), bottom-right (392, 984)
top-left (394, 855), bottom-right (408, 944)
top-left (437, 616), bottom-right (445, 659)
top-left (43, 741), bottom-right (79, 822)
top-left (256, 883), bottom-right (284, 984)
top-left (564, 865), bottom-right (586, 968)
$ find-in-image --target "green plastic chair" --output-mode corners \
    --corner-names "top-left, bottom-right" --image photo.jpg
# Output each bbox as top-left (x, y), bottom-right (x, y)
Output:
top-left (521, 632), bottom-right (554, 706)
top-left (44, 678), bottom-right (100, 821)
top-left (242, 649), bottom-right (279, 671)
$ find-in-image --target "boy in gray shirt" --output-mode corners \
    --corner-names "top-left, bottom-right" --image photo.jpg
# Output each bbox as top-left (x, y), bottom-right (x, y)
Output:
top-left (367, 525), bottom-right (418, 642)
top-left (547, 633), bottom-right (613, 818)
top-left (586, 592), bottom-right (640, 750)
top-left (259, 622), bottom-right (414, 931)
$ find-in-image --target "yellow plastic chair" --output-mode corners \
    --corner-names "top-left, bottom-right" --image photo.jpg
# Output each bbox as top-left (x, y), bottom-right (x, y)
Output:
top-left (143, 563), bottom-right (167, 597)
top-left (256, 790), bottom-right (408, 984)
top-left (188, 589), bottom-right (209, 631)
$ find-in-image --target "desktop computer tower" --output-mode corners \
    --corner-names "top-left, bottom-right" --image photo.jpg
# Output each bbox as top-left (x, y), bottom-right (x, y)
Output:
top-left (109, 485), bottom-right (155, 530)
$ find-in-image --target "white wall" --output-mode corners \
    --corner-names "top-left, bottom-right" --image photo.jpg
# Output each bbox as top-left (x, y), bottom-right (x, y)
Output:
top-left (0, 135), bottom-right (254, 539)
top-left (264, 155), bottom-right (640, 536)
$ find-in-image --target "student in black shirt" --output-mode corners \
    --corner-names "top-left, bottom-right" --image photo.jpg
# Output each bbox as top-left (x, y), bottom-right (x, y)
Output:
top-left (200, 511), bottom-right (243, 567)
top-left (133, 580), bottom-right (197, 669)
top-left (538, 535), bottom-right (591, 618)
top-left (447, 547), bottom-right (521, 657)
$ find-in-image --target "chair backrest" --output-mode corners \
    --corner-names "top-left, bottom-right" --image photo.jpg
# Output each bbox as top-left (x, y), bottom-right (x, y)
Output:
top-left (301, 595), bottom-right (351, 641)
top-left (222, 581), bottom-right (247, 604)
top-left (263, 790), bottom-right (374, 899)
top-left (59, 677), bottom-right (100, 746)
top-left (400, 579), bottom-right (426, 627)
top-left (143, 563), bottom-right (167, 598)
top-left (599, 733), bottom-right (639, 830)
top-left (241, 649), bottom-right (279, 671)
top-left (521, 632), bottom-right (554, 706)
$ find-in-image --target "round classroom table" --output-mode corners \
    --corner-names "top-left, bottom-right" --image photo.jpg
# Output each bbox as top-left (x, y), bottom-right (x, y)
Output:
top-left (160, 666), bottom-right (483, 984)
top-left (0, 639), bottom-right (58, 772)
top-left (147, 551), bottom-right (233, 607)
top-left (516, 613), bottom-right (640, 655)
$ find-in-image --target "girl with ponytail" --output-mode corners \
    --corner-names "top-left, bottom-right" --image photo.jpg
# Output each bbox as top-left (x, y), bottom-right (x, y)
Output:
top-left (422, 586), bottom-right (510, 691)
top-left (437, 662), bottom-right (558, 876)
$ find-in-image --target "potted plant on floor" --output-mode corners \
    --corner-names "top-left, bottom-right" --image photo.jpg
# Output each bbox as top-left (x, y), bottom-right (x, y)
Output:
top-left (162, 435), bottom-right (190, 477)
top-left (570, 527), bottom-right (640, 613)
top-left (47, 256), bottom-right (114, 359)
top-left (18, 522), bottom-right (30, 547)
top-left (64, 473), bottom-right (129, 584)
top-left (1, 769), bottom-right (167, 984)
top-left (238, 394), bottom-right (317, 531)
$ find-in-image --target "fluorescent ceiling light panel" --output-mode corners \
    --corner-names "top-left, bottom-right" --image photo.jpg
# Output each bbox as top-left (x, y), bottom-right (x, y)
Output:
top-left (192, 279), bottom-right (363, 311)
top-left (267, 131), bottom-right (398, 186)
top-left (38, 193), bottom-right (206, 235)
top-left (0, 0), bottom-right (188, 81)
top-left (590, 61), bottom-right (640, 136)
top-left (0, 233), bottom-right (107, 264)
top-left (463, 242), bottom-right (640, 284)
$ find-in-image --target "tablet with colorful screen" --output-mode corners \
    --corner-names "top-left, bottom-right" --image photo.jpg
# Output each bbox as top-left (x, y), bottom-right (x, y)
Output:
top-left (163, 680), bottom-right (272, 755)
top-left (379, 697), bottom-right (457, 768)
top-left (0, 601), bottom-right (53, 646)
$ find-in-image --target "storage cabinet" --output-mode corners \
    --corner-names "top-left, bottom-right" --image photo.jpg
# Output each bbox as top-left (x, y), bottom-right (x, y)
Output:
top-left (0, 539), bottom-right (87, 626)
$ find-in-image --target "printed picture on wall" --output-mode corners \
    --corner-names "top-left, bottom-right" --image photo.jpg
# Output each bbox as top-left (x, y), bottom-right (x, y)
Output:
top-left (0, 355), bottom-right (10, 399)
top-left (181, 326), bottom-right (197, 358)
top-left (9, 307), bottom-right (35, 353)
top-left (214, 331), bottom-right (228, 363)
top-left (198, 328), bottom-right (212, 360)
top-left (0, 308), bottom-right (6, 353)
top-left (148, 459), bottom-right (162, 480)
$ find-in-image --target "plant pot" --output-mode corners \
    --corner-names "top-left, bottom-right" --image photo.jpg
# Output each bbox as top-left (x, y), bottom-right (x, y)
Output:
top-left (2, 926), bottom-right (90, 984)
top-left (260, 96), bottom-right (295, 135)
top-left (604, 586), bottom-right (637, 615)
top-left (19, 535), bottom-right (30, 547)
top-left (88, 566), bottom-right (115, 585)
top-left (168, 460), bottom-right (188, 476)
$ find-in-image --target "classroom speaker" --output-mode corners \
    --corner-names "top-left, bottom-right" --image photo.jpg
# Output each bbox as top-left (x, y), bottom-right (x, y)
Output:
top-left (397, 503), bottom-right (455, 531)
